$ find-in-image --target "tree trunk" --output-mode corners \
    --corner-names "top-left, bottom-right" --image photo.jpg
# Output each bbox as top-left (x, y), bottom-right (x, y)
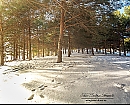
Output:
top-left (42, 40), bottom-right (44, 57)
top-left (105, 48), bottom-right (107, 55)
top-left (57, 1), bottom-right (65, 63)
top-left (78, 48), bottom-right (80, 53)
top-left (26, 34), bottom-right (29, 59)
top-left (86, 48), bottom-right (89, 54)
top-left (119, 46), bottom-right (121, 56)
top-left (110, 44), bottom-right (112, 54)
top-left (42, 28), bottom-right (44, 57)
top-left (104, 39), bottom-right (107, 55)
top-left (112, 48), bottom-right (115, 54)
top-left (68, 33), bottom-right (71, 57)
top-left (16, 42), bottom-right (18, 60)
top-left (122, 38), bottom-right (126, 56)
top-left (22, 30), bottom-right (26, 60)
top-left (37, 37), bottom-right (40, 57)
top-left (13, 40), bottom-right (16, 60)
top-left (119, 39), bottom-right (121, 56)
top-left (0, 14), bottom-right (4, 65)
top-left (18, 43), bottom-right (20, 59)
top-left (28, 19), bottom-right (32, 60)
top-left (65, 47), bottom-right (67, 54)
top-left (62, 49), bottom-right (64, 54)
top-left (91, 47), bottom-right (94, 55)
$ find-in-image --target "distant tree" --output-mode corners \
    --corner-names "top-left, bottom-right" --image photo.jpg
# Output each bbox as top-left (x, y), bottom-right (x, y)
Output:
top-left (0, 0), bottom-right (6, 65)
top-left (0, 9), bottom-right (4, 65)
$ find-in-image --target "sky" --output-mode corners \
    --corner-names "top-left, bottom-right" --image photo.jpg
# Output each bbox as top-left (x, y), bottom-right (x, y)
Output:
top-left (118, 7), bottom-right (124, 14)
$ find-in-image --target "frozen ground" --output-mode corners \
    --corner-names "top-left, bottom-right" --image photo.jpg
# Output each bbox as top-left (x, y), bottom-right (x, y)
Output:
top-left (0, 52), bottom-right (130, 104)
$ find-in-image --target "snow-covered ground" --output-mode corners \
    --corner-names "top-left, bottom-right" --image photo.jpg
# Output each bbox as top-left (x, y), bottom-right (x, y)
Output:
top-left (0, 52), bottom-right (130, 104)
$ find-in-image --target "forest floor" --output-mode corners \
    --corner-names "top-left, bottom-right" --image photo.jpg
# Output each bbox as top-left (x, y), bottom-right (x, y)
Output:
top-left (0, 52), bottom-right (130, 104)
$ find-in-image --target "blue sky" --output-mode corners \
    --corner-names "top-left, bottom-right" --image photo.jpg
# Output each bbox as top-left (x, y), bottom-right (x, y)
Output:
top-left (118, 7), bottom-right (124, 13)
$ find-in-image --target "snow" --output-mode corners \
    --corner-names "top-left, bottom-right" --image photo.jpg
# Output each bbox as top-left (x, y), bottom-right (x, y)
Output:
top-left (0, 51), bottom-right (130, 104)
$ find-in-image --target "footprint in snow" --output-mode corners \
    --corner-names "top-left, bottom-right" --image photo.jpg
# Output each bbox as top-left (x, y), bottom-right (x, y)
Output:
top-left (38, 84), bottom-right (47, 90)
top-left (114, 83), bottom-right (126, 90)
top-left (28, 94), bottom-right (34, 100)
top-left (38, 84), bottom-right (44, 88)
top-left (39, 94), bottom-right (44, 98)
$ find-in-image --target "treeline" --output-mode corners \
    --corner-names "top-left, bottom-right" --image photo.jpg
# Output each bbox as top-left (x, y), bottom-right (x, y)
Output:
top-left (0, 0), bottom-right (130, 65)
